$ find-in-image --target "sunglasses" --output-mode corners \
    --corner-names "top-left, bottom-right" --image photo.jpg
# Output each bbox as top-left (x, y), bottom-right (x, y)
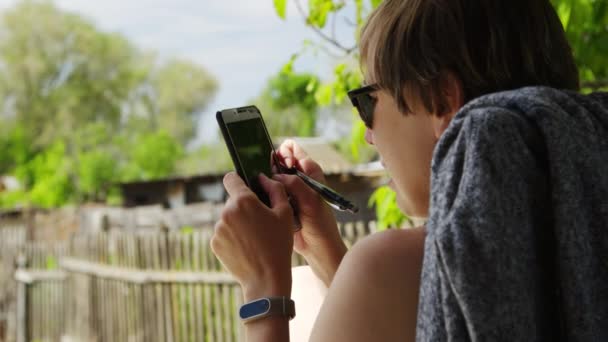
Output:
top-left (347, 84), bottom-right (379, 128)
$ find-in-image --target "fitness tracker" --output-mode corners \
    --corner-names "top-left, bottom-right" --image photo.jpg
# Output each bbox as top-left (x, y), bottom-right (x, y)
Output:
top-left (239, 297), bottom-right (296, 323)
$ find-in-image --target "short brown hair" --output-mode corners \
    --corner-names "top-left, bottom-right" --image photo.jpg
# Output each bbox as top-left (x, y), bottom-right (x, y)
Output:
top-left (360, 0), bottom-right (580, 115)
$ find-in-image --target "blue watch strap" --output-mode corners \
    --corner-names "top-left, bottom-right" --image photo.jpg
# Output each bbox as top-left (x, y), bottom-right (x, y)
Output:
top-left (239, 297), bottom-right (295, 323)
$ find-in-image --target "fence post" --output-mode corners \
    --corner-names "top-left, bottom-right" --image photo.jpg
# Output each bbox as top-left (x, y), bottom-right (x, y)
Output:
top-left (15, 255), bottom-right (27, 342)
top-left (24, 208), bottom-right (34, 242)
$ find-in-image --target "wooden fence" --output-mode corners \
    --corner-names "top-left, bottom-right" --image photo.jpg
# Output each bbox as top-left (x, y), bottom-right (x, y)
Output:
top-left (1, 236), bottom-right (68, 342)
top-left (4, 221), bottom-right (376, 342)
top-left (0, 224), bottom-right (27, 342)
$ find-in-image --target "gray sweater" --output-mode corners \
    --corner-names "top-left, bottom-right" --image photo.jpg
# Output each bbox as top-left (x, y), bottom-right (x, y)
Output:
top-left (416, 87), bottom-right (608, 341)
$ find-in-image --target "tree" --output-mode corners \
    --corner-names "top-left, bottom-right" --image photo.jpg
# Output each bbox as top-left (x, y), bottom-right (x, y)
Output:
top-left (271, 0), bottom-right (608, 228)
top-left (0, 1), bottom-right (139, 147)
top-left (0, 1), bottom-right (218, 208)
top-left (122, 131), bottom-right (184, 181)
top-left (12, 141), bottom-right (73, 208)
top-left (555, 0), bottom-right (608, 89)
top-left (178, 143), bottom-right (234, 175)
top-left (145, 59), bottom-right (218, 145)
top-left (252, 57), bottom-right (321, 137)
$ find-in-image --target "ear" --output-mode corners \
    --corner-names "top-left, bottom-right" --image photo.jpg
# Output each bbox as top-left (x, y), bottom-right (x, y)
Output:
top-left (431, 71), bottom-right (464, 139)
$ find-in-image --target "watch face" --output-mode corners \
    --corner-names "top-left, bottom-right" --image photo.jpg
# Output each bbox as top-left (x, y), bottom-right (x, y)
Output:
top-left (239, 298), bottom-right (270, 319)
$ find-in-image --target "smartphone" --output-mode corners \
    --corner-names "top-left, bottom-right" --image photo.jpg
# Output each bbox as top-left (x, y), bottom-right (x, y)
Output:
top-left (216, 105), bottom-right (277, 207)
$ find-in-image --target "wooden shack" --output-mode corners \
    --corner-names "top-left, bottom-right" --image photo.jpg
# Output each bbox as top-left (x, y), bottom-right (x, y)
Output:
top-left (118, 138), bottom-right (386, 223)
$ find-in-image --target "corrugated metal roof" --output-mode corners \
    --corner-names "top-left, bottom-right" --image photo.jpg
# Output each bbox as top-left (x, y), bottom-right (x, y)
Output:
top-left (274, 137), bottom-right (353, 174)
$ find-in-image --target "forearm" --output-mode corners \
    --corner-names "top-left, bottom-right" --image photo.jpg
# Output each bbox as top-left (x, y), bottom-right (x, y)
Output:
top-left (245, 317), bottom-right (290, 342)
top-left (304, 238), bottom-right (348, 288)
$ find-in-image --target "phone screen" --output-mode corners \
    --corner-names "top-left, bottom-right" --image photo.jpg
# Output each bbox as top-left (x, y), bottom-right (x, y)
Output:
top-left (225, 118), bottom-right (274, 202)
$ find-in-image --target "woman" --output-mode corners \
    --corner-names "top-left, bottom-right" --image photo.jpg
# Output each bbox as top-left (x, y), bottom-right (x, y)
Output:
top-left (211, 0), bottom-right (608, 340)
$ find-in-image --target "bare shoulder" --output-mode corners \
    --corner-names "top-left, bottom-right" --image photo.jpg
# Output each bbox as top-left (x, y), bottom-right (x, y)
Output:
top-left (309, 227), bottom-right (425, 342)
top-left (352, 227), bottom-right (426, 267)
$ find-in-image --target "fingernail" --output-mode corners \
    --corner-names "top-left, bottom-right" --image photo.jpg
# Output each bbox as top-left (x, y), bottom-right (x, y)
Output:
top-left (284, 157), bottom-right (292, 168)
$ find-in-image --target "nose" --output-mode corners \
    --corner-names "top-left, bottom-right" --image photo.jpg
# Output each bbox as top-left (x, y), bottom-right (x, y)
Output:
top-left (364, 127), bottom-right (374, 145)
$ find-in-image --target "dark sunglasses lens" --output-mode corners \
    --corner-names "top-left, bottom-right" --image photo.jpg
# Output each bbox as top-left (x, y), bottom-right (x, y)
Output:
top-left (357, 94), bottom-right (375, 128)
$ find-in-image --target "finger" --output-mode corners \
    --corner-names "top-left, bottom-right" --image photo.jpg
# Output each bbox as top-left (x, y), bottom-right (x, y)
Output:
top-left (278, 140), bottom-right (298, 168)
top-left (271, 151), bottom-right (281, 174)
top-left (281, 139), bottom-right (309, 160)
top-left (272, 174), bottom-right (321, 207)
top-left (223, 172), bottom-right (253, 198)
top-left (258, 173), bottom-right (289, 209)
top-left (278, 140), bottom-right (325, 181)
top-left (278, 139), bottom-right (312, 169)
top-left (297, 157), bottom-right (326, 182)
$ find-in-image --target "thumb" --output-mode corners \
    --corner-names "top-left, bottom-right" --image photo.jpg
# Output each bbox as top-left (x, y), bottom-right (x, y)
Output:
top-left (258, 173), bottom-right (289, 209)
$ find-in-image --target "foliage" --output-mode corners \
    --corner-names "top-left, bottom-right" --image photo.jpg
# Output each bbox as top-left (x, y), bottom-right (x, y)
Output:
top-left (146, 59), bottom-right (219, 145)
top-left (180, 226), bottom-right (195, 235)
top-left (552, 0), bottom-right (608, 89)
top-left (272, 0), bottom-right (608, 228)
top-left (45, 255), bottom-right (59, 270)
top-left (72, 122), bottom-right (120, 201)
top-left (0, 1), bottom-right (218, 208)
top-left (124, 131), bottom-right (184, 181)
top-left (253, 57), bottom-right (321, 136)
top-left (178, 143), bottom-right (233, 175)
top-left (0, 121), bottom-right (32, 174)
top-left (14, 141), bottom-right (73, 208)
top-left (368, 186), bottom-right (411, 230)
top-left (274, 0), bottom-right (288, 19)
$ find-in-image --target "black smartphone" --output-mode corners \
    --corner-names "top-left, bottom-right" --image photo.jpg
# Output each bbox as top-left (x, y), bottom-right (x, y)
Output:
top-left (216, 105), bottom-right (278, 207)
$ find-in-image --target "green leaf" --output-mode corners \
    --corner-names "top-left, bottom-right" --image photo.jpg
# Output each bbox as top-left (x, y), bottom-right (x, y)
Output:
top-left (280, 54), bottom-right (298, 75)
top-left (370, 0), bottom-right (383, 9)
top-left (306, 77), bottom-right (317, 92)
top-left (46, 256), bottom-right (58, 270)
top-left (349, 119), bottom-right (366, 162)
top-left (355, 0), bottom-right (363, 25)
top-left (181, 226), bottom-right (194, 235)
top-left (334, 63), bottom-right (347, 75)
top-left (368, 185), bottom-right (409, 230)
top-left (556, 0), bottom-right (572, 29)
top-left (308, 0), bottom-right (335, 28)
top-left (314, 84), bottom-right (333, 106)
top-left (274, 0), bottom-right (288, 19)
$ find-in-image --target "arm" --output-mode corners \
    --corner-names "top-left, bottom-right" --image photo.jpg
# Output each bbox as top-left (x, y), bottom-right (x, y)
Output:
top-left (211, 173), bottom-right (294, 342)
top-left (310, 227), bottom-right (425, 342)
top-left (275, 140), bottom-right (348, 288)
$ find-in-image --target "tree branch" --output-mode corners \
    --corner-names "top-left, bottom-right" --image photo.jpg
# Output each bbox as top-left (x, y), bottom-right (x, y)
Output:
top-left (332, 9), bottom-right (337, 41)
top-left (343, 16), bottom-right (357, 28)
top-left (293, 0), bottom-right (357, 55)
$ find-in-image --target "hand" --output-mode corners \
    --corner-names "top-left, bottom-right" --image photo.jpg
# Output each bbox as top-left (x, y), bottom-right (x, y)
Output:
top-left (275, 139), bottom-right (347, 286)
top-left (211, 172), bottom-right (294, 301)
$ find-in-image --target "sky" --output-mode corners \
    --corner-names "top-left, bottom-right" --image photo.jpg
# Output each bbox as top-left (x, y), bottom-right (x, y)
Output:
top-left (0, 0), bottom-right (356, 145)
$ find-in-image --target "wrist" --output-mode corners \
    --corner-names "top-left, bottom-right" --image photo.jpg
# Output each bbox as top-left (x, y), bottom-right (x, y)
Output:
top-left (242, 274), bottom-right (292, 302)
